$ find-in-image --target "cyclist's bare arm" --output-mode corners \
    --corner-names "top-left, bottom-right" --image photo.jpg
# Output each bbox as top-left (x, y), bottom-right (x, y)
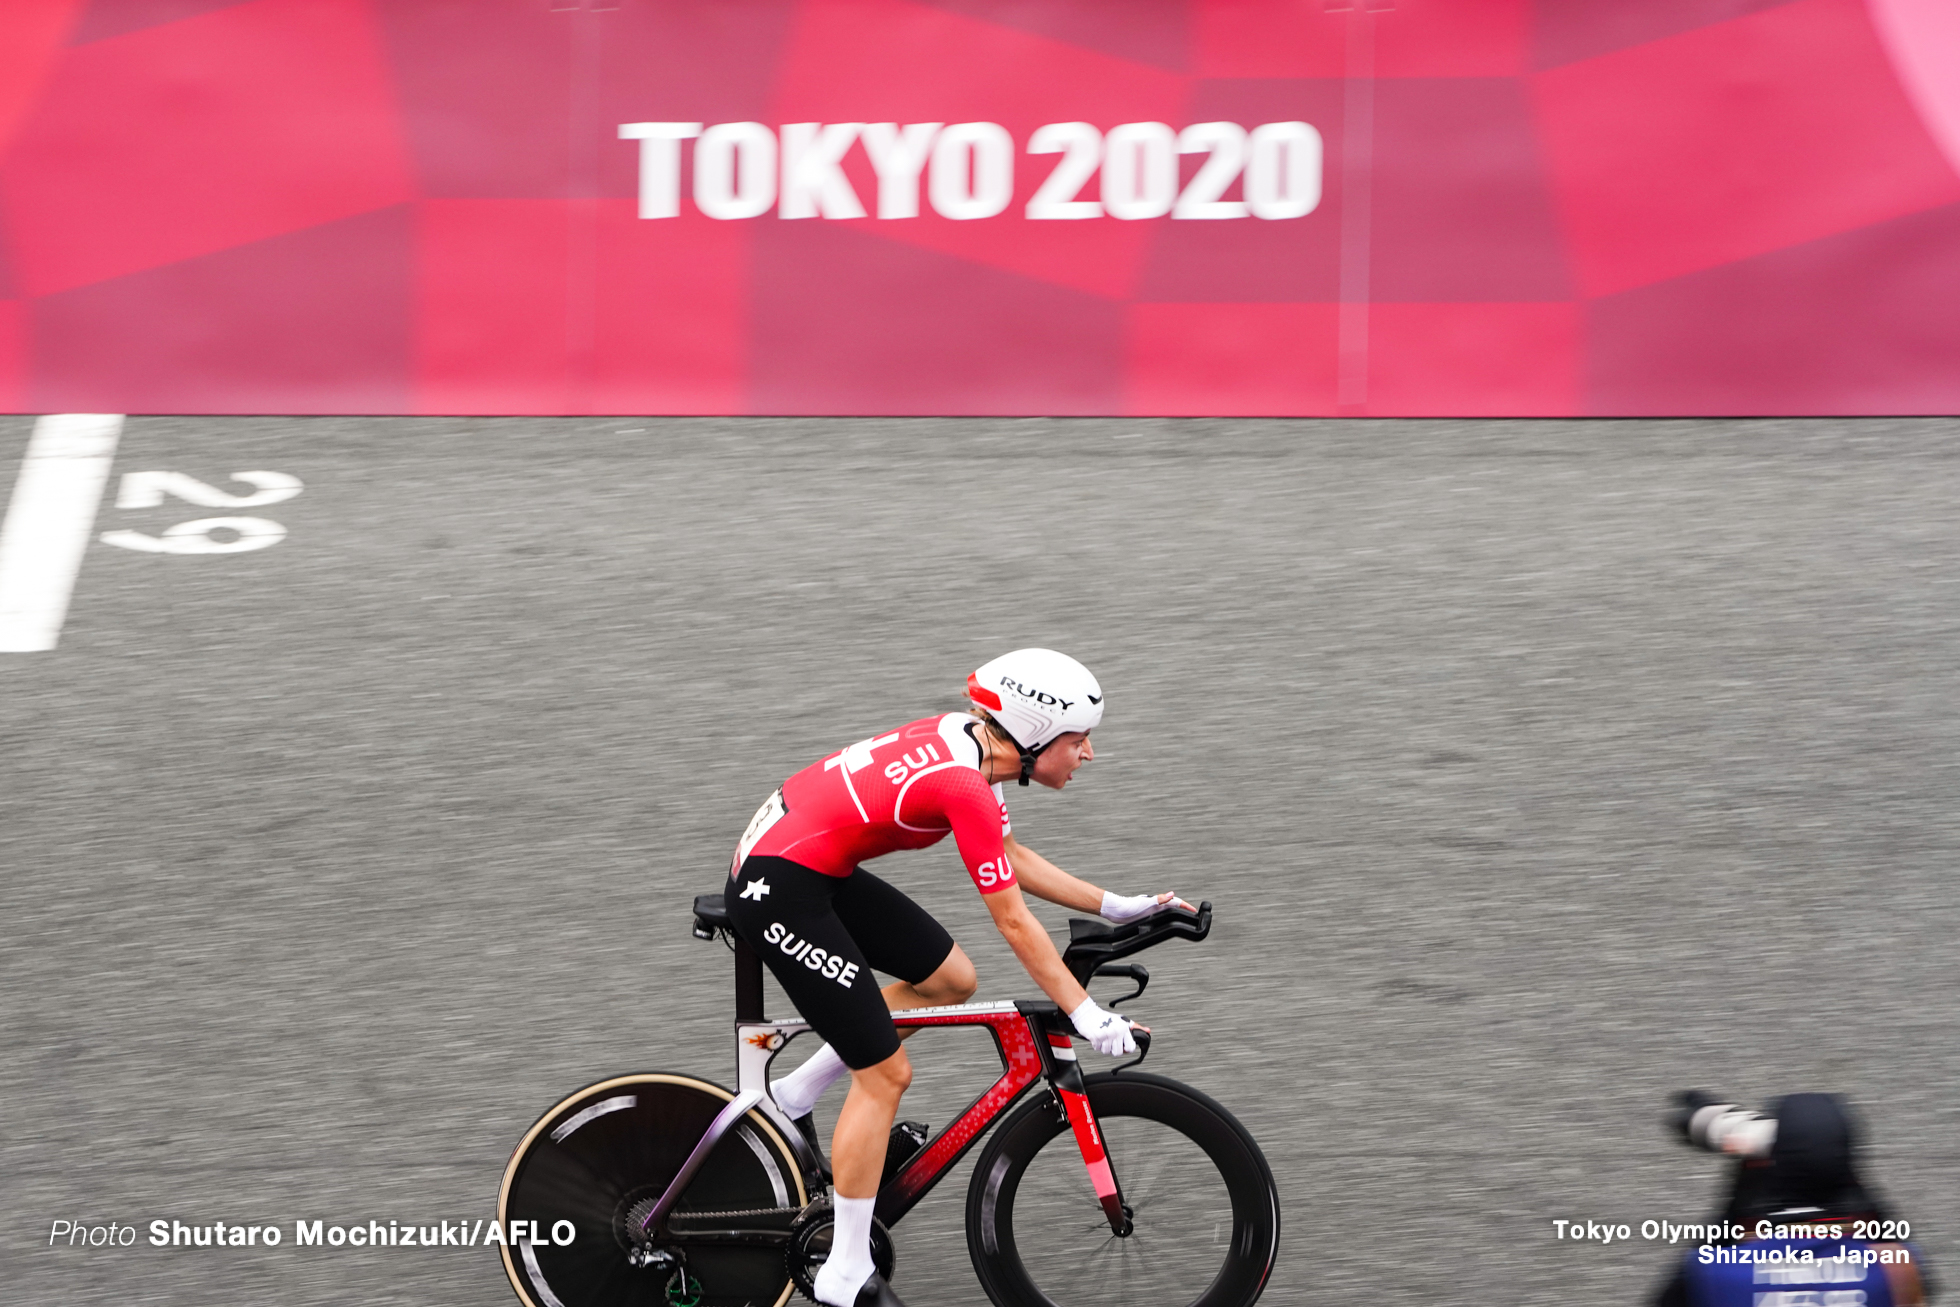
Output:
top-left (1005, 835), bottom-right (1191, 918)
top-left (983, 883), bottom-right (1091, 1012)
top-left (1001, 836), bottom-right (1104, 912)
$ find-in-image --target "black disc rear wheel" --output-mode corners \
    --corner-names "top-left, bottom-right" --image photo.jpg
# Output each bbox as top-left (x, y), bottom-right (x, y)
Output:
top-left (965, 1072), bottom-right (1278, 1307)
top-left (499, 1073), bottom-right (808, 1307)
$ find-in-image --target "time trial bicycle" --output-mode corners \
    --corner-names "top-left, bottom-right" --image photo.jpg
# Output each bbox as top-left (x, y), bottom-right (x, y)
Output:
top-left (497, 894), bottom-right (1278, 1307)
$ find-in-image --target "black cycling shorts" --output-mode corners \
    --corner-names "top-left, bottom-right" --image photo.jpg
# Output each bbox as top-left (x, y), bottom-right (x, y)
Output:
top-left (725, 856), bottom-right (957, 1070)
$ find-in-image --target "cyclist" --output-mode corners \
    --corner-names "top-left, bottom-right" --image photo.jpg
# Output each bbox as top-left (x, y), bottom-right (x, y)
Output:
top-left (1653, 1091), bottom-right (1931, 1306)
top-left (723, 649), bottom-right (1190, 1307)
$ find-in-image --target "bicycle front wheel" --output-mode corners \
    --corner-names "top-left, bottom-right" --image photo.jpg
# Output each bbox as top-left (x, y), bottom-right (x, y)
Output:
top-left (965, 1071), bottom-right (1278, 1307)
top-left (498, 1072), bottom-right (808, 1307)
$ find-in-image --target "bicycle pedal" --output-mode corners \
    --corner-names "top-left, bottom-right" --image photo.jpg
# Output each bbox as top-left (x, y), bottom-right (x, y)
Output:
top-left (881, 1121), bottom-right (928, 1186)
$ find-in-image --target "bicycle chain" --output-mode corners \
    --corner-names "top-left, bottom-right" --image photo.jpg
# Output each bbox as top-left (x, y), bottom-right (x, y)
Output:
top-left (663, 1205), bottom-right (809, 1224)
top-left (628, 1201), bottom-right (809, 1248)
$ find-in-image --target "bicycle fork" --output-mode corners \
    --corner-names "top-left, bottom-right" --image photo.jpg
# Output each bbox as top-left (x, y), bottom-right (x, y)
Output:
top-left (1041, 1028), bottom-right (1133, 1237)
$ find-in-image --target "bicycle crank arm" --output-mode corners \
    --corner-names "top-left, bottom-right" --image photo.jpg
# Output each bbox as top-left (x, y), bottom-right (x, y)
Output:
top-left (639, 1089), bottom-right (765, 1236)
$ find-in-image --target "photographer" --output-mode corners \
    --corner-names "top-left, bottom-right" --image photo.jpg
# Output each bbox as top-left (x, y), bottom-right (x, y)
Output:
top-left (1653, 1092), bottom-right (1931, 1306)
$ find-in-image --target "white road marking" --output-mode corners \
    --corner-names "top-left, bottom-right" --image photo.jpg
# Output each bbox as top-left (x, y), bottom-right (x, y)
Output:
top-left (0, 414), bottom-right (123, 653)
top-left (116, 469), bottom-right (301, 509)
top-left (102, 516), bottom-right (287, 554)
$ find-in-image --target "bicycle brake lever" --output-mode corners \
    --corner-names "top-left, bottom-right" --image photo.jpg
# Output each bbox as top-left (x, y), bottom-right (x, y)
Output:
top-left (1114, 1027), bottom-right (1151, 1074)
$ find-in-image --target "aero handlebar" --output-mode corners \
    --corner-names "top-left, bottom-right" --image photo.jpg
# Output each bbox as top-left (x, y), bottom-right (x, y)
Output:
top-left (1060, 900), bottom-right (1212, 986)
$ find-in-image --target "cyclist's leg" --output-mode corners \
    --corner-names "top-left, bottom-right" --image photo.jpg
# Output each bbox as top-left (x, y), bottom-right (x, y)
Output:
top-left (770, 869), bottom-right (974, 1119)
top-left (836, 865), bottom-right (977, 1017)
top-left (819, 871), bottom-right (975, 1301)
top-left (723, 857), bottom-right (910, 1146)
top-left (819, 1050), bottom-right (912, 1306)
top-left (724, 857), bottom-right (904, 1075)
top-left (818, 868), bottom-right (965, 1191)
top-left (725, 860), bottom-right (923, 1305)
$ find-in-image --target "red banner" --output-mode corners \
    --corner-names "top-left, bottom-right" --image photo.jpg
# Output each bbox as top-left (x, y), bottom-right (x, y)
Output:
top-left (1, 0), bottom-right (1956, 416)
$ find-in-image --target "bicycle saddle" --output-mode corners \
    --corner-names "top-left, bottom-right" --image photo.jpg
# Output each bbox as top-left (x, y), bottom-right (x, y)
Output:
top-left (692, 893), bottom-right (731, 938)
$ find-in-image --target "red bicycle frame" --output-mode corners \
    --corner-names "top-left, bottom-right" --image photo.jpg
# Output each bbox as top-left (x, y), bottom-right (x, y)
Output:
top-left (729, 995), bottom-right (1131, 1233)
top-left (659, 890), bottom-right (1210, 1245)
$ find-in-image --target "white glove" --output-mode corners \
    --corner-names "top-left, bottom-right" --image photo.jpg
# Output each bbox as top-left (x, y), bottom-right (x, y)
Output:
top-left (1100, 890), bottom-right (1186, 925)
top-left (1069, 997), bottom-right (1138, 1057)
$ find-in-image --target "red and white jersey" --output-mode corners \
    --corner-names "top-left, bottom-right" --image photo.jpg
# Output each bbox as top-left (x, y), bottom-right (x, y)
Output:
top-left (735, 713), bottom-right (1017, 894)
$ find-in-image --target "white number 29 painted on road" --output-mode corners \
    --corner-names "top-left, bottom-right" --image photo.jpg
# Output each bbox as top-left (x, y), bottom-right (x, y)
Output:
top-left (101, 470), bottom-right (302, 555)
top-left (115, 470), bottom-right (302, 510)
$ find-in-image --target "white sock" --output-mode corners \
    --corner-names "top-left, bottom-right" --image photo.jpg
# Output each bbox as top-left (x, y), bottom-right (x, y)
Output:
top-left (771, 1042), bottom-right (849, 1119)
top-left (813, 1194), bottom-right (877, 1307)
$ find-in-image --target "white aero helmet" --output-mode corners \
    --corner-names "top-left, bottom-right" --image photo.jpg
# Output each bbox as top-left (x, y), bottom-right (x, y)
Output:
top-left (966, 648), bottom-right (1104, 785)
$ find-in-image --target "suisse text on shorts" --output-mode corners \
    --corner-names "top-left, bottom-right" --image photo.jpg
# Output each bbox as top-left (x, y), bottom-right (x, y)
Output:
top-left (50, 1219), bottom-right (572, 1248)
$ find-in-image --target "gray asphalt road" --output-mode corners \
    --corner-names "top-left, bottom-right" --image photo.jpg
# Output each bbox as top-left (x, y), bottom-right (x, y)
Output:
top-left (4, 416), bottom-right (1956, 1307)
